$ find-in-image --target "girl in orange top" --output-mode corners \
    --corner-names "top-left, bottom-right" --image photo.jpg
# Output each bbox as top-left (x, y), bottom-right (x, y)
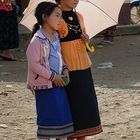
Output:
top-left (55, 0), bottom-right (102, 140)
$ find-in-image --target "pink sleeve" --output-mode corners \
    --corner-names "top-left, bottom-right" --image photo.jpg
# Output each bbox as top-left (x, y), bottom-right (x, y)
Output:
top-left (26, 38), bottom-right (55, 81)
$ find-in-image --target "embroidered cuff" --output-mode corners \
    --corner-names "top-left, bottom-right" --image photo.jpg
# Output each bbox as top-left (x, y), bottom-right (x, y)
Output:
top-left (49, 72), bottom-right (56, 81)
top-left (63, 64), bottom-right (68, 71)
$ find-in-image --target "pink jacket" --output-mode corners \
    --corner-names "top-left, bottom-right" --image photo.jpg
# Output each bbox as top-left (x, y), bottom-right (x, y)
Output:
top-left (26, 30), bottom-right (56, 90)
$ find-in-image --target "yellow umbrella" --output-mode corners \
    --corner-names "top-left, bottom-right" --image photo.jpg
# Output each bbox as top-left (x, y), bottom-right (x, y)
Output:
top-left (20, 0), bottom-right (125, 38)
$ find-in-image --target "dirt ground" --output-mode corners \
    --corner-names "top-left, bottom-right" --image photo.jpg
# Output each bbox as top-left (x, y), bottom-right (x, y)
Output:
top-left (0, 35), bottom-right (140, 140)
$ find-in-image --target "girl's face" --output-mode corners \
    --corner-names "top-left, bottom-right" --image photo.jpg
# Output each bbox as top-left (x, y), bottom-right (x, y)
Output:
top-left (61, 0), bottom-right (79, 9)
top-left (44, 7), bottom-right (62, 30)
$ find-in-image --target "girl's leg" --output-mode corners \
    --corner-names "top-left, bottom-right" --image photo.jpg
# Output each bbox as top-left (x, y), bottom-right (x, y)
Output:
top-left (56, 137), bottom-right (68, 140)
top-left (38, 138), bottom-right (50, 140)
top-left (77, 137), bottom-right (96, 140)
top-left (67, 137), bottom-right (75, 140)
top-left (77, 137), bottom-right (85, 140)
top-left (68, 137), bottom-right (85, 140)
top-left (60, 137), bottom-right (67, 140)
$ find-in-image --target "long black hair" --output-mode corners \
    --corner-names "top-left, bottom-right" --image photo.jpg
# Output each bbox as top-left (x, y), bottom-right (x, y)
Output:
top-left (32, 2), bottom-right (60, 36)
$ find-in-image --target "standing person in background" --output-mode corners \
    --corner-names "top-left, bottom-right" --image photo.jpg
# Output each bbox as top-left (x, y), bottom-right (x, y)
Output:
top-left (97, 25), bottom-right (117, 47)
top-left (0, 0), bottom-right (19, 60)
top-left (55, 0), bottom-right (102, 140)
top-left (103, 26), bottom-right (117, 43)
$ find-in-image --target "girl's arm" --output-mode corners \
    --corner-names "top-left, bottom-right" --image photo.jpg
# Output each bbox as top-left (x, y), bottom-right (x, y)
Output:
top-left (26, 38), bottom-right (55, 81)
top-left (77, 12), bottom-right (89, 43)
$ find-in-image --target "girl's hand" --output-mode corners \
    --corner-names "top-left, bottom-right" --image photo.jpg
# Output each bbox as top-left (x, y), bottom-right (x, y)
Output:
top-left (53, 74), bottom-right (65, 87)
top-left (81, 33), bottom-right (90, 43)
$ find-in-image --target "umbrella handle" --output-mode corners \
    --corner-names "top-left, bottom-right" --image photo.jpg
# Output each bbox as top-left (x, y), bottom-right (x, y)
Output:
top-left (74, 10), bottom-right (94, 53)
top-left (85, 42), bottom-right (95, 53)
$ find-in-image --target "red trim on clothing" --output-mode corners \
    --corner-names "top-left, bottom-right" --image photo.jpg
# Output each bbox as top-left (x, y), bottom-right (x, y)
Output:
top-left (68, 125), bottom-right (103, 138)
top-left (0, 2), bottom-right (13, 11)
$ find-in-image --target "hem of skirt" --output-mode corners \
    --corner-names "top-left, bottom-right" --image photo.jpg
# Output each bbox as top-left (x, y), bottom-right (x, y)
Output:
top-left (38, 133), bottom-right (74, 139)
top-left (37, 123), bottom-right (74, 139)
top-left (68, 124), bottom-right (103, 138)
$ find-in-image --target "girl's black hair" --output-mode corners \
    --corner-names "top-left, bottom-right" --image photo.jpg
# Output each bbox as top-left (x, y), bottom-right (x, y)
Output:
top-left (32, 2), bottom-right (60, 36)
top-left (55, 0), bottom-right (60, 4)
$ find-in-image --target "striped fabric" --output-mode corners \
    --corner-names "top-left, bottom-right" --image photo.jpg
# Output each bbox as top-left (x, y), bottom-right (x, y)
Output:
top-left (37, 123), bottom-right (74, 139)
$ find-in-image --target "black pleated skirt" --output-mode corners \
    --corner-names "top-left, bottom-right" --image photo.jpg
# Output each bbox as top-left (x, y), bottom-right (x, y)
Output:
top-left (66, 68), bottom-right (102, 138)
top-left (0, 9), bottom-right (19, 50)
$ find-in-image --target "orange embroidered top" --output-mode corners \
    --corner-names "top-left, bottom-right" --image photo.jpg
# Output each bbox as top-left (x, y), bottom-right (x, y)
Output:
top-left (58, 10), bottom-right (91, 71)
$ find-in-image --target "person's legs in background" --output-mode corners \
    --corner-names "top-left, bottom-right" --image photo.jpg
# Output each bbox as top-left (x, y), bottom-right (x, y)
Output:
top-left (103, 26), bottom-right (116, 43)
top-left (0, 4), bottom-right (19, 61)
top-left (97, 25), bottom-right (116, 47)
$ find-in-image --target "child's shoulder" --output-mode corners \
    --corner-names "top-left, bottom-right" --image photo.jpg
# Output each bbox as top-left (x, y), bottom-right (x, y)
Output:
top-left (30, 35), bottom-right (40, 45)
top-left (76, 12), bottom-right (84, 20)
top-left (28, 36), bottom-right (45, 50)
top-left (30, 30), bottom-right (48, 45)
top-left (33, 30), bottom-right (46, 40)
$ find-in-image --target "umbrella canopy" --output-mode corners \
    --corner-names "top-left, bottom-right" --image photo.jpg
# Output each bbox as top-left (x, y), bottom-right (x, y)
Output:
top-left (77, 0), bottom-right (125, 38)
top-left (20, 0), bottom-right (125, 38)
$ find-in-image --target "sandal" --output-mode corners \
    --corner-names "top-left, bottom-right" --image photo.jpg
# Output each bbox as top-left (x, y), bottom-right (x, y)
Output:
top-left (0, 55), bottom-right (17, 61)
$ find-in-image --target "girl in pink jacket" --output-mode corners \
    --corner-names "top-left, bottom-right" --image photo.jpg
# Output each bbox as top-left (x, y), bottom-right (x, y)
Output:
top-left (26, 2), bottom-right (73, 139)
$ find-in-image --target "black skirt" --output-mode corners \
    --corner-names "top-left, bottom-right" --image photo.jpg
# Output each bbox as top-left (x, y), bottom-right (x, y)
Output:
top-left (66, 68), bottom-right (102, 138)
top-left (0, 9), bottom-right (19, 50)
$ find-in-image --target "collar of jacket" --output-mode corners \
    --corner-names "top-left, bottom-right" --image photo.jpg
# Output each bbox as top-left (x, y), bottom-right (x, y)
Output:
top-left (34, 29), bottom-right (46, 40)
